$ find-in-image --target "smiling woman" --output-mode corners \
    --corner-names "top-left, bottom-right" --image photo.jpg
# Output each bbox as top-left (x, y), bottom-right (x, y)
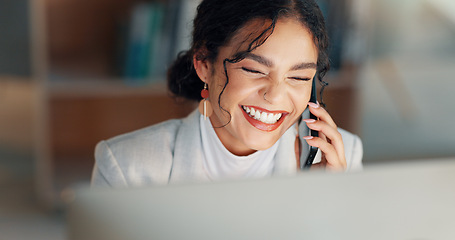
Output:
top-left (91, 0), bottom-right (363, 187)
top-left (195, 19), bottom-right (318, 156)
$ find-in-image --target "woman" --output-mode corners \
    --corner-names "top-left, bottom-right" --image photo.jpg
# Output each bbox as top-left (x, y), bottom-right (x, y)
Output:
top-left (92, 0), bottom-right (363, 187)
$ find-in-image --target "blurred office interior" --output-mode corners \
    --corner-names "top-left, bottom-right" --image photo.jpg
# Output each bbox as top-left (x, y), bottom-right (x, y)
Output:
top-left (1, 0), bottom-right (454, 239)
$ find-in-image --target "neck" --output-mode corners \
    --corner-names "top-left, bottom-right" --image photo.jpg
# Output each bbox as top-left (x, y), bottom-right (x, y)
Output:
top-left (209, 118), bottom-right (257, 156)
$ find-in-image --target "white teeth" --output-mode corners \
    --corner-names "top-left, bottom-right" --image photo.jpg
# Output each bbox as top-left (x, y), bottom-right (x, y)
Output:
top-left (254, 110), bottom-right (261, 119)
top-left (242, 106), bottom-right (283, 124)
top-left (275, 113), bottom-right (282, 121)
top-left (266, 113), bottom-right (274, 123)
top-left (260, 112), bottom-right (267, 122)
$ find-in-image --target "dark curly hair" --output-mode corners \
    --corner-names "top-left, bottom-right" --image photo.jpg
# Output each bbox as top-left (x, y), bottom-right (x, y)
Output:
top-left (167, 0), bottom-right (329, 105)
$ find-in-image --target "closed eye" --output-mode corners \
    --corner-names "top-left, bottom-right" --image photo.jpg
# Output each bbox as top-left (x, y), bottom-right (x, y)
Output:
top-left (241, 67), bottom-right (265, 75)
top-left (290, 77), bottom-right (311, 81)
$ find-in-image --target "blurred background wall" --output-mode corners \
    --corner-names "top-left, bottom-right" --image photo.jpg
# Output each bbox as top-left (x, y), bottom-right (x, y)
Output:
top-left (0, 0), bottom-right (31, 76)
top-left (356, 0), bottom-right (455, 162)
top-left (0, 0), bottom-right (454, 238)
top-left (0, 0), bottom-right (33, 161)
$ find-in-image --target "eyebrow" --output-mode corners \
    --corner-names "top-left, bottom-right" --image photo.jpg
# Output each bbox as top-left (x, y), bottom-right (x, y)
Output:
top-left (244, 53), bottom-right (273, 67)
top-left (290, 62), bottom-right (317, 71)
top-left (244, 52), bottom-right (317, 71)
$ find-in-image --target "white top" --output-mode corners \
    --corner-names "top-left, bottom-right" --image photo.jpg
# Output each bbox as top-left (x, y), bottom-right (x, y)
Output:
top-left (200, 116), bottom-right (278, 180)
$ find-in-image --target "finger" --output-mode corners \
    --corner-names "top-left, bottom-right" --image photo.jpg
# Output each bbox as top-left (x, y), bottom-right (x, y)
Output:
top-left (303, 119), bottom-right (345, 162)
top-left (304, 137), bottom-right (344, 169)
top-left (307, 102), bottom-right (337, 129)
top-left (304, 117), bottom-right (328, 141)
top-left (303, 136), bottom-right (345, 169)
top-left (309, 161), bottom-right (326, 170)
top-left (319, 129), bottom-right (328, 142)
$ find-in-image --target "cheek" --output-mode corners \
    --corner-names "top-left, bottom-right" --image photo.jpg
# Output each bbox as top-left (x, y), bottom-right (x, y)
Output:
top-left (214, 72), bottom-right (259, 103)
top-left (290, 87), bottom-right (312, 112)
top-left (207, 70), bottom-right (247, 113)
top-left (207, 70), bottom-right (227, 102)
top-left (227, 74), bottom-right (256, 95)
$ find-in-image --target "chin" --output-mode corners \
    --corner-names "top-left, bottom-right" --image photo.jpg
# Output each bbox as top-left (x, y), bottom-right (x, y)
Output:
top-left (241, 132), bottom-right (282, 151)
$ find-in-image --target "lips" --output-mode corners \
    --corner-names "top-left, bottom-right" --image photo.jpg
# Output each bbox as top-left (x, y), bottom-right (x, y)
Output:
top-left (242, 106), bottom-right (283, 124)
top-left (240, 105), bottom-right (287, 132)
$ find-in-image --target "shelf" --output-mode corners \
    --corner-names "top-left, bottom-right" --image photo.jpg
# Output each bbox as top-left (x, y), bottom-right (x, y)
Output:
top-left (48, 78), bottom-right (169, 98)
top-left (30, 0), bottom-right (198, 208)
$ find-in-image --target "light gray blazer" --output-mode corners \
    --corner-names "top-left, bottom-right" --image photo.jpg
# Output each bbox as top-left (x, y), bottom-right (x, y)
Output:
top-left (92, 110), bottom-right (363, 188)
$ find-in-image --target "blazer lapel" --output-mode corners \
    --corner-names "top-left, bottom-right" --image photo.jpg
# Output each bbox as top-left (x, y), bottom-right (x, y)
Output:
top-left (273, 124), bottom-right (298, 176)
top-left (169, 110), bottom-right (210, 183)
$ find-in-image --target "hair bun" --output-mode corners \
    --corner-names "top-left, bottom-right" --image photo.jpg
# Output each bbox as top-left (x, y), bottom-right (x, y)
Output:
top-left (167, 51), bottom-right (204, 101)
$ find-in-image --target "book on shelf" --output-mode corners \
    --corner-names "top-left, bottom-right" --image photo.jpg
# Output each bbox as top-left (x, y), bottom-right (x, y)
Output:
top-left (123, 0), bottom-right (200, 85)
top-left (123, 0), bottom-right (200, 84)
top-left (171, 0), bottom-right (200, 60)
top-left (124, 2), bottom-right (164, 84)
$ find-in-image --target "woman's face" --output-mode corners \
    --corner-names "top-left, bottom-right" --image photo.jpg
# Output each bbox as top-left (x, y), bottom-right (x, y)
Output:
top-left (202, 18), bottom-right (318, 156)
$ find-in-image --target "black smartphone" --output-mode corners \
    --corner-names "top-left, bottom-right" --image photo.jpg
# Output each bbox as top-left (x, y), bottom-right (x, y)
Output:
top-left (300, 78), bottom-right (319, 169)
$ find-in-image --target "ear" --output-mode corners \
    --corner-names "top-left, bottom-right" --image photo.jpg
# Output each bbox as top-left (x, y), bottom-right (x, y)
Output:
top-left (193, 54), bottom-right (211, 84)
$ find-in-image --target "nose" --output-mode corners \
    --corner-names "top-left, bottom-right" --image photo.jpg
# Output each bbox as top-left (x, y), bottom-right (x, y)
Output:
top-left (260, 79), bottom-right (285, 104)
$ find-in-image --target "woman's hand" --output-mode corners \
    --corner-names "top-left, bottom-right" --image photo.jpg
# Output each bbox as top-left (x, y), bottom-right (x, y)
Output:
top-left (302, 102), bottom-right (346, 171)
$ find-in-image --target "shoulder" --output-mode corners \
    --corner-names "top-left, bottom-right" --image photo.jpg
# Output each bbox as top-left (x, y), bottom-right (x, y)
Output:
top-left (92, 110), bottom-right (200, 187)
top-left (105, 118), bottom-right (183, 149)
top-left (103, 109), bottom-right (200, 154)
top-left (338, 128), bottom-right (363, 171)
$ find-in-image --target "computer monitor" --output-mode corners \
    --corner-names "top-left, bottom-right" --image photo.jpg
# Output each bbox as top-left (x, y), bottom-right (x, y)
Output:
top-left (67, 158), bottom-right (455, 240)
